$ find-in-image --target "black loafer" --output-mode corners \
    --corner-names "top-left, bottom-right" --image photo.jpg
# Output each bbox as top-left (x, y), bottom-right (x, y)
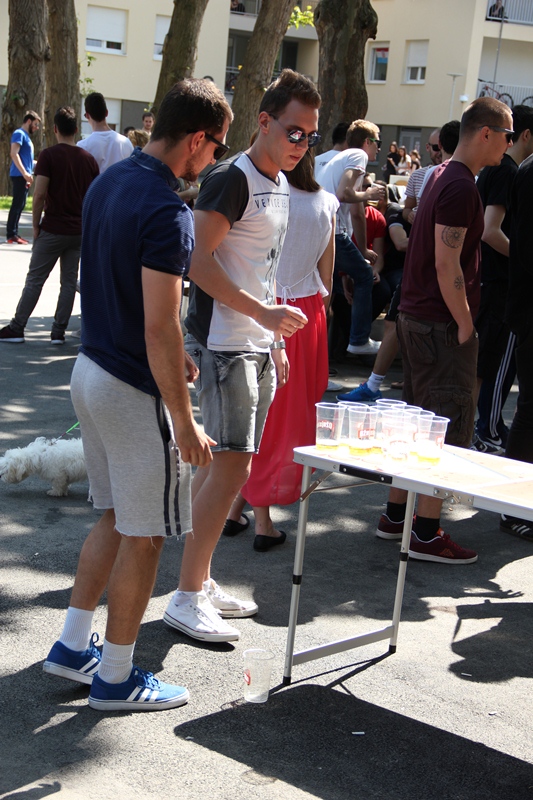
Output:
top-left (222, 513), bottom-right (250, 537)
top-left (253, 531), bottom-right (287, 552)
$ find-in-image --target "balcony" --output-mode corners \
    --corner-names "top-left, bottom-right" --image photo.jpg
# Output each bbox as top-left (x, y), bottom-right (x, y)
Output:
top-left (231, 1), bottom-right (318, 16)
top-left (486, 0), bottom-right (533, 25)
top-left (477, 79), bottom-right (533, 107)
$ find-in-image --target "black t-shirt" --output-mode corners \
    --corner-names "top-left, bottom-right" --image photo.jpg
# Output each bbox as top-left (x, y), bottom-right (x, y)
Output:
top-left (383, 203), bottom-right (411, 273)
top-left (476, 153), bottom-right (517, 284)
top-left (506, 153), bottom-right (533, 333)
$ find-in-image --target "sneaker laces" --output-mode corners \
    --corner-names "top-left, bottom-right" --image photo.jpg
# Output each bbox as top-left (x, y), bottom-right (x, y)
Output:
top-left (87, 632), bottom-right (101, 656)
top-left (438, 531), bottom-right (470, 555)
top-left (132, 666), bottom-right (160, 690)
top-left (207, 581), bottom-right (239, 604)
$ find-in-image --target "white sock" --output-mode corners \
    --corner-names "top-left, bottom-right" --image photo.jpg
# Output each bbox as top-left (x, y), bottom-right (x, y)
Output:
top-left (367, 372), bottom-right (385, 393)
top-left (97, 640), bottom-right (135, 684)
top-left (59, 607), bottom-right (94, 652)
top-left (172, 589), bottom-right (204, 606)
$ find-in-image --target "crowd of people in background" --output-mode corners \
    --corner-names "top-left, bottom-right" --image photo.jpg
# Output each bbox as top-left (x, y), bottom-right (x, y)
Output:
top-left (2, 68), bottom-right (533, 713)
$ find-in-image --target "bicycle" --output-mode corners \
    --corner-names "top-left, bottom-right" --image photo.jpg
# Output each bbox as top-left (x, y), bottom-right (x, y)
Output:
top-left (522, 96), bottom-right (533, 107)
top-left (477, 79), bottom-right (514, 108)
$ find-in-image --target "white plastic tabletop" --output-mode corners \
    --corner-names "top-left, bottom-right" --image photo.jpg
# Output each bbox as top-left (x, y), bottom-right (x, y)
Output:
top-left (293, 445), bottom-right (533, 522)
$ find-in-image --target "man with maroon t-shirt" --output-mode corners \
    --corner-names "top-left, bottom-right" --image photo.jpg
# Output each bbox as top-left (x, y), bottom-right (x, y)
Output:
top-left (375, 97), bottom-right (513, 563)
top-left (0, 107), bottom-right (99, 345)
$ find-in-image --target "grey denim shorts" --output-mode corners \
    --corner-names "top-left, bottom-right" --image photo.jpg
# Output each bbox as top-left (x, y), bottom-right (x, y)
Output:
top-left (185, 334), bottom-right (276, 452)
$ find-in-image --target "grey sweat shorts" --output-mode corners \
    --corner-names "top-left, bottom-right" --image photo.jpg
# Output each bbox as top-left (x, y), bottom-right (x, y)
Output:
top-left (184, 334), bottom-right (276, 453)
top-left (71, 352), bottom-right (191, 537)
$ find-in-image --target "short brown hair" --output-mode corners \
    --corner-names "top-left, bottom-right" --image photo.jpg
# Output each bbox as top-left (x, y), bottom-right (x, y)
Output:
top-left (259, 69), bottom-right (321, 117)
top-left (460, 97), bottom-right (511, 139)
top-left (152, 78), bottom-right (233, 148)
top-left (54, 106), bottom-right (77, 136)
top-left (346, 120), bottom-right (379, 149)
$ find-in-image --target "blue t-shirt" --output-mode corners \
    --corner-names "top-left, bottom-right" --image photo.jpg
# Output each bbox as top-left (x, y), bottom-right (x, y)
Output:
top-left (79, 148), bottom-right (194, 395)
top-left (10, 127), bottom-right (34, 177)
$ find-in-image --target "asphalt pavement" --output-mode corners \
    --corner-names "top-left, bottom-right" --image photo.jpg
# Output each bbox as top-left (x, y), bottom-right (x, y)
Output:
top-left (1, 209), bottom-right (532, 800)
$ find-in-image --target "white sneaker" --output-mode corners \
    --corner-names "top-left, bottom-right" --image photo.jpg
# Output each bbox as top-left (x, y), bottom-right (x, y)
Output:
top-left (203, 579), bottom-right (258, 618)
top-left (346, 339), bottom-right (381, 355)
top-left (163, 591), bottom-right (240, 642)
top-left (326, 379), bottom-right (344, 392)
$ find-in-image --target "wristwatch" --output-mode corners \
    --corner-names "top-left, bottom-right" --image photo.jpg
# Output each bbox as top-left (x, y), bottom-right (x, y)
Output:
top-left (270, 340), bottom-right (286, 350)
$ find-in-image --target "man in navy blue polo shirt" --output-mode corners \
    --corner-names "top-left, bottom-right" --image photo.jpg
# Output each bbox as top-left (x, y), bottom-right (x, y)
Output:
top-left (43, 79), bottom-right (233, 712)
top-left (6, 110), bottom-right (41, 244)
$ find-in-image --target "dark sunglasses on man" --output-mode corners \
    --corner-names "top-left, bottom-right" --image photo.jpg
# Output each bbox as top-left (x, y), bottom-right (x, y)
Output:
top-left (187, 130), bottom-right (230, 160)
top-left (428, 143), bottom-right (441, 152)
top-left (269, 114), bottom-right (321, 148)
top-left (481, 125), bottom-right (515, 143)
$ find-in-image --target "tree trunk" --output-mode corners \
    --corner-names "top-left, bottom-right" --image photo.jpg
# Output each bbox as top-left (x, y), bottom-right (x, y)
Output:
top-left (153, 0), bottom-right (210, 113)
top-left (314, 0), bottom-right (378, 153)
top-left (226, 0), bottom-right (295, 156)
top-left (0, 0), bottom-right (49, 194)
top-left (45, 0), bottom-right (80, 147)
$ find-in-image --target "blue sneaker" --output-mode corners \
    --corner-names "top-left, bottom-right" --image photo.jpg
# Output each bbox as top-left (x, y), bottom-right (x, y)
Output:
top-left (43, 633), bottom-right (101, 685)
top-left (88, 666), bottom-right (189, 712)
top-left (337, 382), bottom-right (382, 403)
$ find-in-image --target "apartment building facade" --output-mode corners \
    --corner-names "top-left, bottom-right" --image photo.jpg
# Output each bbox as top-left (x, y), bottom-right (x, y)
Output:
top-left (0, 0), bottom-right (532, 167)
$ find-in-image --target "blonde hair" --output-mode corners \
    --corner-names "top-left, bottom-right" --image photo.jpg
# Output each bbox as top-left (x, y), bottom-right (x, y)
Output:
top-left (127, 129), bottom-right (150, 147)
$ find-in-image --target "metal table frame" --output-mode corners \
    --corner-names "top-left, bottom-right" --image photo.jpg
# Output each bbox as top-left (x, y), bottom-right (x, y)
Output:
top-left (283, 445), bottom-right (533, 685)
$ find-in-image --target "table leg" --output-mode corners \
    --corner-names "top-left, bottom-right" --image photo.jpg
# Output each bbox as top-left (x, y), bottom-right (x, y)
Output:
top-left (389, 489), bottom-right (416, 651)
top-left (283, 464), bottom-right (312, 685)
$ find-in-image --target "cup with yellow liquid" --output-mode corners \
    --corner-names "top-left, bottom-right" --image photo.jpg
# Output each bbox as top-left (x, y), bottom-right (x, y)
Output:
top-left (348, 406), bottom-right (379, 457)
top-left (415, 415), bottom-right (449, 466)
top-left (315, 402), bottom-right (346, 452)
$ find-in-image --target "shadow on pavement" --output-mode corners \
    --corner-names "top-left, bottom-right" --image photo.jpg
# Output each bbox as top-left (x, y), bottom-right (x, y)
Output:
top-left (174, 682), bottom-right (533, 800)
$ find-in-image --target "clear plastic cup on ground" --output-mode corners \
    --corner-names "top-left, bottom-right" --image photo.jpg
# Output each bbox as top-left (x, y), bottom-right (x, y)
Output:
top-left (243, 649), bottom-right (275, 703)
top-left (315, 403), bottom-right (346, 452)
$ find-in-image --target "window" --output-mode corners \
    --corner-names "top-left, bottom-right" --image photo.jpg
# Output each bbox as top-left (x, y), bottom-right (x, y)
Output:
top-left (405, 41), bottom-right (428, 84)
top-left (368, 44), bottom-right (389, 82)
top-left (154, 15), bottom-right (170, 59)
top-left (86, 6), bottom-right (127, 55)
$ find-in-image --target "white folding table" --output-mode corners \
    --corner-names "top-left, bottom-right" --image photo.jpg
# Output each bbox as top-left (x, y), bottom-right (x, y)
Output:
top-left (283, 444), bottom-right (533, 684)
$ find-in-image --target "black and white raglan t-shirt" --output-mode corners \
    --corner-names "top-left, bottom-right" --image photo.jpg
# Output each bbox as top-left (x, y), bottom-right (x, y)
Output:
top-left (185, 152), bottom-right (290, 353)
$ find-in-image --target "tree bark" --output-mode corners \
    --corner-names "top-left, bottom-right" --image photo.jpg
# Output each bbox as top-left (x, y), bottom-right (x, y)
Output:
top-left (0, 0), bottom-right (49, 194)
top-left (153, 0), bottom-right (210, 113)
top-left (226, 0), bottom-right (295, 156)
top-left (314, 0), bottom-right (378, 153)
top-left (45, 0), bottom-right (80, 147)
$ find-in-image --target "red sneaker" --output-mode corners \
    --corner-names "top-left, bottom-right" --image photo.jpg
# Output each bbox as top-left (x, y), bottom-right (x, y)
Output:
top-left (14, 235), bottom-right (29, 244)
top-left (409, 529), bottom-right (478, 564)
top-left (376, 513), bottom-right (415, 540)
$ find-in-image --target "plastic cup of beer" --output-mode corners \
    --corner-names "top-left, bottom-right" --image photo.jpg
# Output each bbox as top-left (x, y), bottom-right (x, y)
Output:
top-left (416, 415), bottom-right (449, 466)
top-left (382, 410), bottom-right (412, 466)
top-left (338, 401), bottom-right (366, 447)
top-left (348, 406), bottom-right (379, 457)
top-left (376, 398), bottom-right (407, 409)
top-left (315, 402), bottom-right (346, 451)
top-left (243, 649), bottom-right (275, 703)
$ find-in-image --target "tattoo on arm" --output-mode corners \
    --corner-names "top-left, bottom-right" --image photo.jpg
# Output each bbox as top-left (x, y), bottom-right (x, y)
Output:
top-left (441, 226), bottom-right (467, 249)
top-left (454, 274), bottom-right (465, 290)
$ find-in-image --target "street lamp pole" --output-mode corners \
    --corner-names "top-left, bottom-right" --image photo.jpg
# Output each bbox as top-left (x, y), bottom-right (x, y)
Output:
top-left (447, 72), bottom-right (464, 119)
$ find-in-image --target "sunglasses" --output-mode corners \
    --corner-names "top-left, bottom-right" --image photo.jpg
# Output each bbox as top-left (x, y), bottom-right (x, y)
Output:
top-left (270, 115), bottom-right (321, 148)
top-left (483, 125), bottom-right (515, 143)
top-left (428, 143), bottom-right (441, 152)
top-left (187, 130), bottom-right (230, 160)
top-left (367, 137), bottom-right (382, 148)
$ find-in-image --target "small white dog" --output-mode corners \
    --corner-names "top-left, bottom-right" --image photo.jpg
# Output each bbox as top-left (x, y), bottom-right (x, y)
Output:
top-left (0, 437), bottom-right (87, 496)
